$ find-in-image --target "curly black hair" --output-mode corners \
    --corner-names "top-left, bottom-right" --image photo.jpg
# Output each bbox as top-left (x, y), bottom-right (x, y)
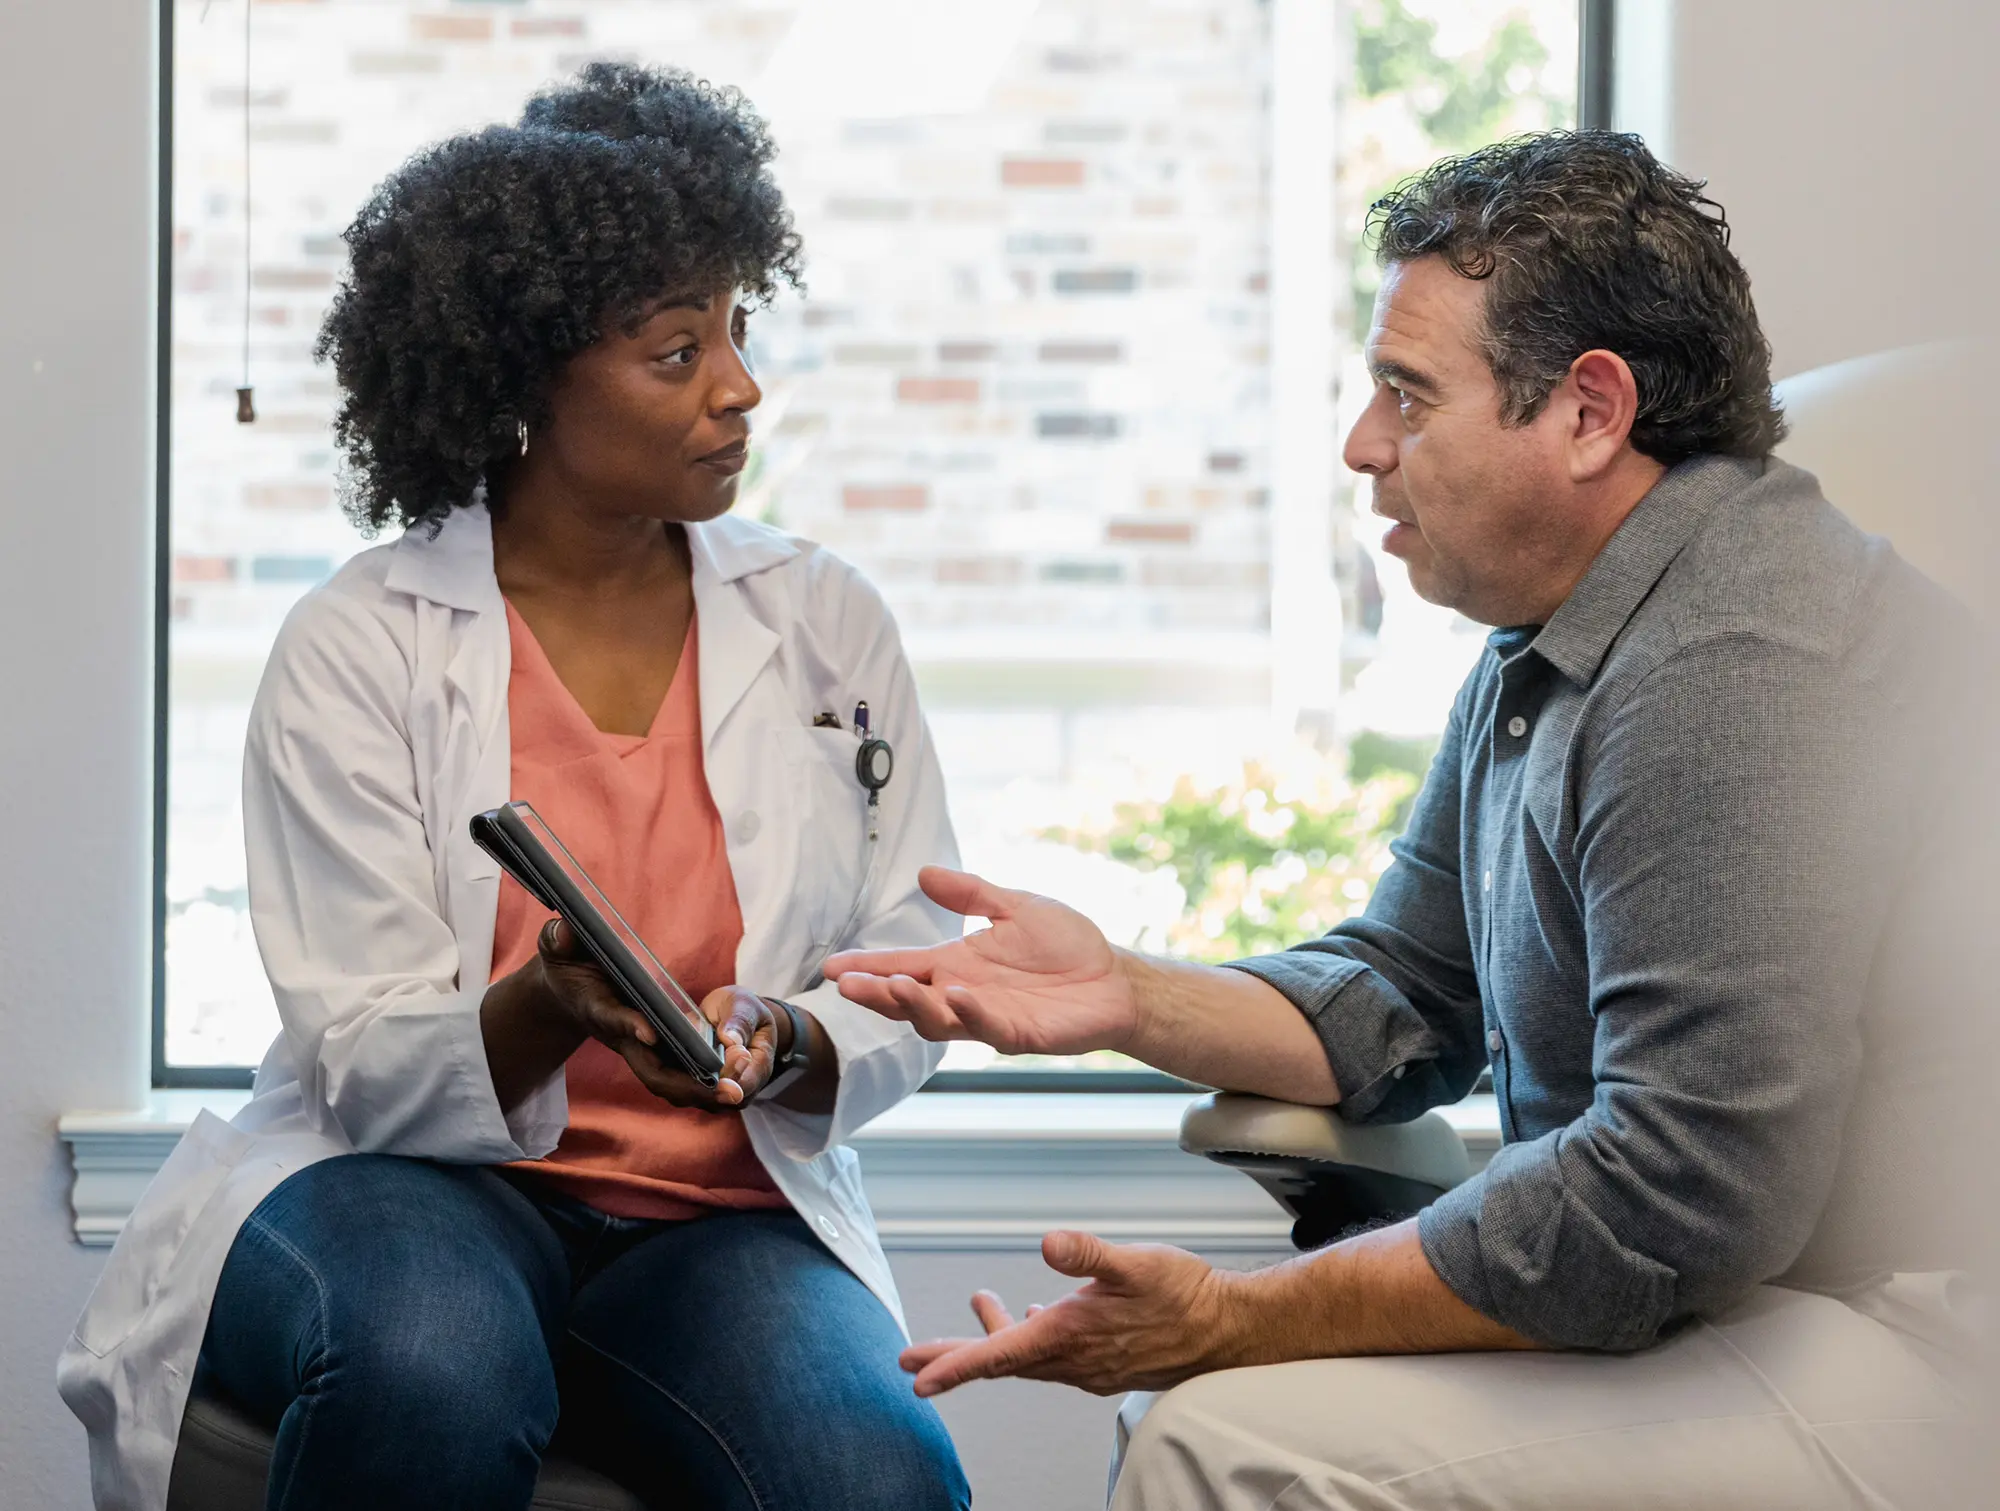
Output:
top-left (315, 62), bottom-right (803, 535)
top-left (1369, 130), bottom-right (1784, 464)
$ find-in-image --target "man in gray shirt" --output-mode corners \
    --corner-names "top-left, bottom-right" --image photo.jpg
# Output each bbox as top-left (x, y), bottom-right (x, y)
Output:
top-left (830, 132), bottom-right (1988, 1507)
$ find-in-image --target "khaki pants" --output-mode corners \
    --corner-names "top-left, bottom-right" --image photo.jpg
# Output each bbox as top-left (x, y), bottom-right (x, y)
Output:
top-left (1110, 1281), bottom-right (1973, 1511)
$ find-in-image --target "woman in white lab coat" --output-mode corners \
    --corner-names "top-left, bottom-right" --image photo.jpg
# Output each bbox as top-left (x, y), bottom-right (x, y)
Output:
top-left (59, 64), bottom-right (967, 1511)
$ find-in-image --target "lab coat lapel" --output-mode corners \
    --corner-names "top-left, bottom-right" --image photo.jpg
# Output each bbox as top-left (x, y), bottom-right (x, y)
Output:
top-left (384, 505), bottom-right (510, 978)
top-left (385, 505), bottom-right (510, 750)
top-left (691, 554), bottom-right (789, 988)
top-left (685, 516), bottom-right (813, 993)
top-left (689, 521), bottom-right (784, 752)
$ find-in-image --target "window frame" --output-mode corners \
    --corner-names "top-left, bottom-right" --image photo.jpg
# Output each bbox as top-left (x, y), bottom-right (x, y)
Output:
top-left (149, 0), bottom-right (1611, 1093)
top-left (1580, 0), bottom-right (1616, 129)
top-left (152, 0), bottom-right (202, 1090)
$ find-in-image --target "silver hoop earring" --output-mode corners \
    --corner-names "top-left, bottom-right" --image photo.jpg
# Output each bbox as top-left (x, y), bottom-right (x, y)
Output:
top-left (517, 419), bottom-right (529, 458)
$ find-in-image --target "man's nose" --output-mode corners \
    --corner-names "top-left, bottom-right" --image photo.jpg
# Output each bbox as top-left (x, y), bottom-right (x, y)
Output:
top-left (1343, 388), bottom-right (1397, 478)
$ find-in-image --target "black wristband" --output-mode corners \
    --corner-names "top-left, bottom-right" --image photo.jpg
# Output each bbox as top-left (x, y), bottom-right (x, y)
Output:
top-left (760, 998), bottom-right (812, 1099)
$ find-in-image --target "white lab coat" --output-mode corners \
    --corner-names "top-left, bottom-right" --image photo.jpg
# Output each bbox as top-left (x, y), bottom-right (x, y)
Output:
top-left (57, 505), bottom-right (958, 1511)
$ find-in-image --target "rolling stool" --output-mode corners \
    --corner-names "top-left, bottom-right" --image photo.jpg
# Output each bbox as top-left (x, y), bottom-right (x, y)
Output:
top-left (167, 1384), bottom-right (647, 1511)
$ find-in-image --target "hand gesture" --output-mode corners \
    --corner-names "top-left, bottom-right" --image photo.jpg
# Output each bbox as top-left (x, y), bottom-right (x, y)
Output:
top-left (824, 867), bottom-right (1137, 1056)
top-left (899, 1232), bottom-right (1241, 1397)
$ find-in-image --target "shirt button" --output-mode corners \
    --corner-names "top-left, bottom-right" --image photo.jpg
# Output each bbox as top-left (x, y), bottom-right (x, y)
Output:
top-left (734, 810), bottom-right (762, 843)
top-left (1506, 715), bottom-right (1528, 738)
top-left (816, 1213), bottom-right (840, 1242)
top-left (1482, 870), bottom-right (1492, 891)
top-left (1391, 1064), bottom-right (1407, 1080)
top-left (1487, 1028), bottom-right (1503, 1054)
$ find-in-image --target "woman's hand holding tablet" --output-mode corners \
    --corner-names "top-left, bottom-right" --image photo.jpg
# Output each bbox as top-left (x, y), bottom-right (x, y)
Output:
top-left (473, 801), bottom-right (799, 1110)
top-left (533, 919), bottom-right (791, 1108)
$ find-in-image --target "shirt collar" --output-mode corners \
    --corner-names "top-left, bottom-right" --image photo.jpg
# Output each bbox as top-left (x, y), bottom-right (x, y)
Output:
top-left (382, 502), bottom-right (799, 612)
top-left (685, 508), bottom-right (801, 586)
top-left (382, 501), bottom-right (503, 613)
top-left (1530, 453), bottom-right (1765, 687)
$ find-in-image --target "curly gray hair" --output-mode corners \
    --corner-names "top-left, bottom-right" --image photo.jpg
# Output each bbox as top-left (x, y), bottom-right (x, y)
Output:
top-left (1369, 130), bottom-right (1785, 463)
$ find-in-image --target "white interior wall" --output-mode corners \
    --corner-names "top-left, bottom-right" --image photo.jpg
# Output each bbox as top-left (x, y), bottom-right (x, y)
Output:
top-left (3, 0), bottom-right (1995, 1505)
top-left (1656, 0), bottom-right (2000, 380)
top-left (0, 0), bottom-right (157, 1502)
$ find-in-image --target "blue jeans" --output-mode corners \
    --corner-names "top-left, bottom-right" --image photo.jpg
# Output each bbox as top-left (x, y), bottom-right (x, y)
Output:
top-left (197, 1154), bottom-right (969, 1511)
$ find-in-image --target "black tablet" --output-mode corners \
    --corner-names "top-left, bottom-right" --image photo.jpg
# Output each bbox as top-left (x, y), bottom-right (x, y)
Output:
top-left (470, 801), bottom-right (726, 1087)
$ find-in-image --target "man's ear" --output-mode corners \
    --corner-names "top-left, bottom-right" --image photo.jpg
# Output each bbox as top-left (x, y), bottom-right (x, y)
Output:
top-left (1563, 348), bottom-right (1640, 483)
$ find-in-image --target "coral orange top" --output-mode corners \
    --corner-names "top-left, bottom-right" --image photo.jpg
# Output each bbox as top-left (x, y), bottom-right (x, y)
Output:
top-left (494, 601), bottom-right (787, 1220)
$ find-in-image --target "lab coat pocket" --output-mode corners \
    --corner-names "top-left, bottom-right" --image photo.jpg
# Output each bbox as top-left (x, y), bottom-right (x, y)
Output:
top-left (70, 1111), bottom-right (253, 1359)
top-left (777, 727), bottom-right (869, 954)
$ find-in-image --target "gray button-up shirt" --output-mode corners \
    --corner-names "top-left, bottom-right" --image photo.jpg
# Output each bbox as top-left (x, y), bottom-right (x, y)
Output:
top-left (1232, 454), bottom-right (1988, 1351)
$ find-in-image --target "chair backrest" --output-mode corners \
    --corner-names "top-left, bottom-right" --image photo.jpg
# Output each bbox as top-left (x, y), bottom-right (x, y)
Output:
top-left (1773, 341), bottom-right (1993, 616)
top-left (1769, 341), bottom-right (1996, 1291)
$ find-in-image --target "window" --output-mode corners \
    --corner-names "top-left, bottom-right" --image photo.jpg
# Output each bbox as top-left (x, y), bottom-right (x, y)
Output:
top-left (158, 0), bottom-right (1585, 1089)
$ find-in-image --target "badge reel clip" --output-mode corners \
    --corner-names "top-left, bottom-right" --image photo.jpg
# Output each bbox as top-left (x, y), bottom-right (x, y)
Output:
top-left (824, 700), bottom-right (894, 957)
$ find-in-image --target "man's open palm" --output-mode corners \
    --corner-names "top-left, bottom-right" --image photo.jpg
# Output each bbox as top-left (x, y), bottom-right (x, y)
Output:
top-left (824, 867), bottom-right (1138, 1056)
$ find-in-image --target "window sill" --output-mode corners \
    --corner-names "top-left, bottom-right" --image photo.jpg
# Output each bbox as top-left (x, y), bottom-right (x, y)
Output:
top-left (58, 1091), bottom-right (1502, 1251)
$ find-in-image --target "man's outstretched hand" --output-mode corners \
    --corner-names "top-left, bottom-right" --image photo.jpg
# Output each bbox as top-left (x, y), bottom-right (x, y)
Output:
top-left (825, 867), bottom-right (1139, 1057)
top-left (895, 1220), bottom-right (1540, 1401)
top-left (898, 1232), bottom-right (1244, 1398)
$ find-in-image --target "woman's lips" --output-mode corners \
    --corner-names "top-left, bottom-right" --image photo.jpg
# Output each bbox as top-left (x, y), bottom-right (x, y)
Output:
top-left (697, 441), bottom-right (749, 475)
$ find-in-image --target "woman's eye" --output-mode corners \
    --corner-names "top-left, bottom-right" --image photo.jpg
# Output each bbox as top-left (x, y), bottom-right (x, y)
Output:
top-left (662, 345), bottom-right (697, 368)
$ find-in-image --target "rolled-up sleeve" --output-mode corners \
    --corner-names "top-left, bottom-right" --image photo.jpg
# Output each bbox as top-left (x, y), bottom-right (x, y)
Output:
top-left (1225, 689), bottom-right (1487, 1123)
top-left (1418, 634), bottom-right (1884, 1350)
